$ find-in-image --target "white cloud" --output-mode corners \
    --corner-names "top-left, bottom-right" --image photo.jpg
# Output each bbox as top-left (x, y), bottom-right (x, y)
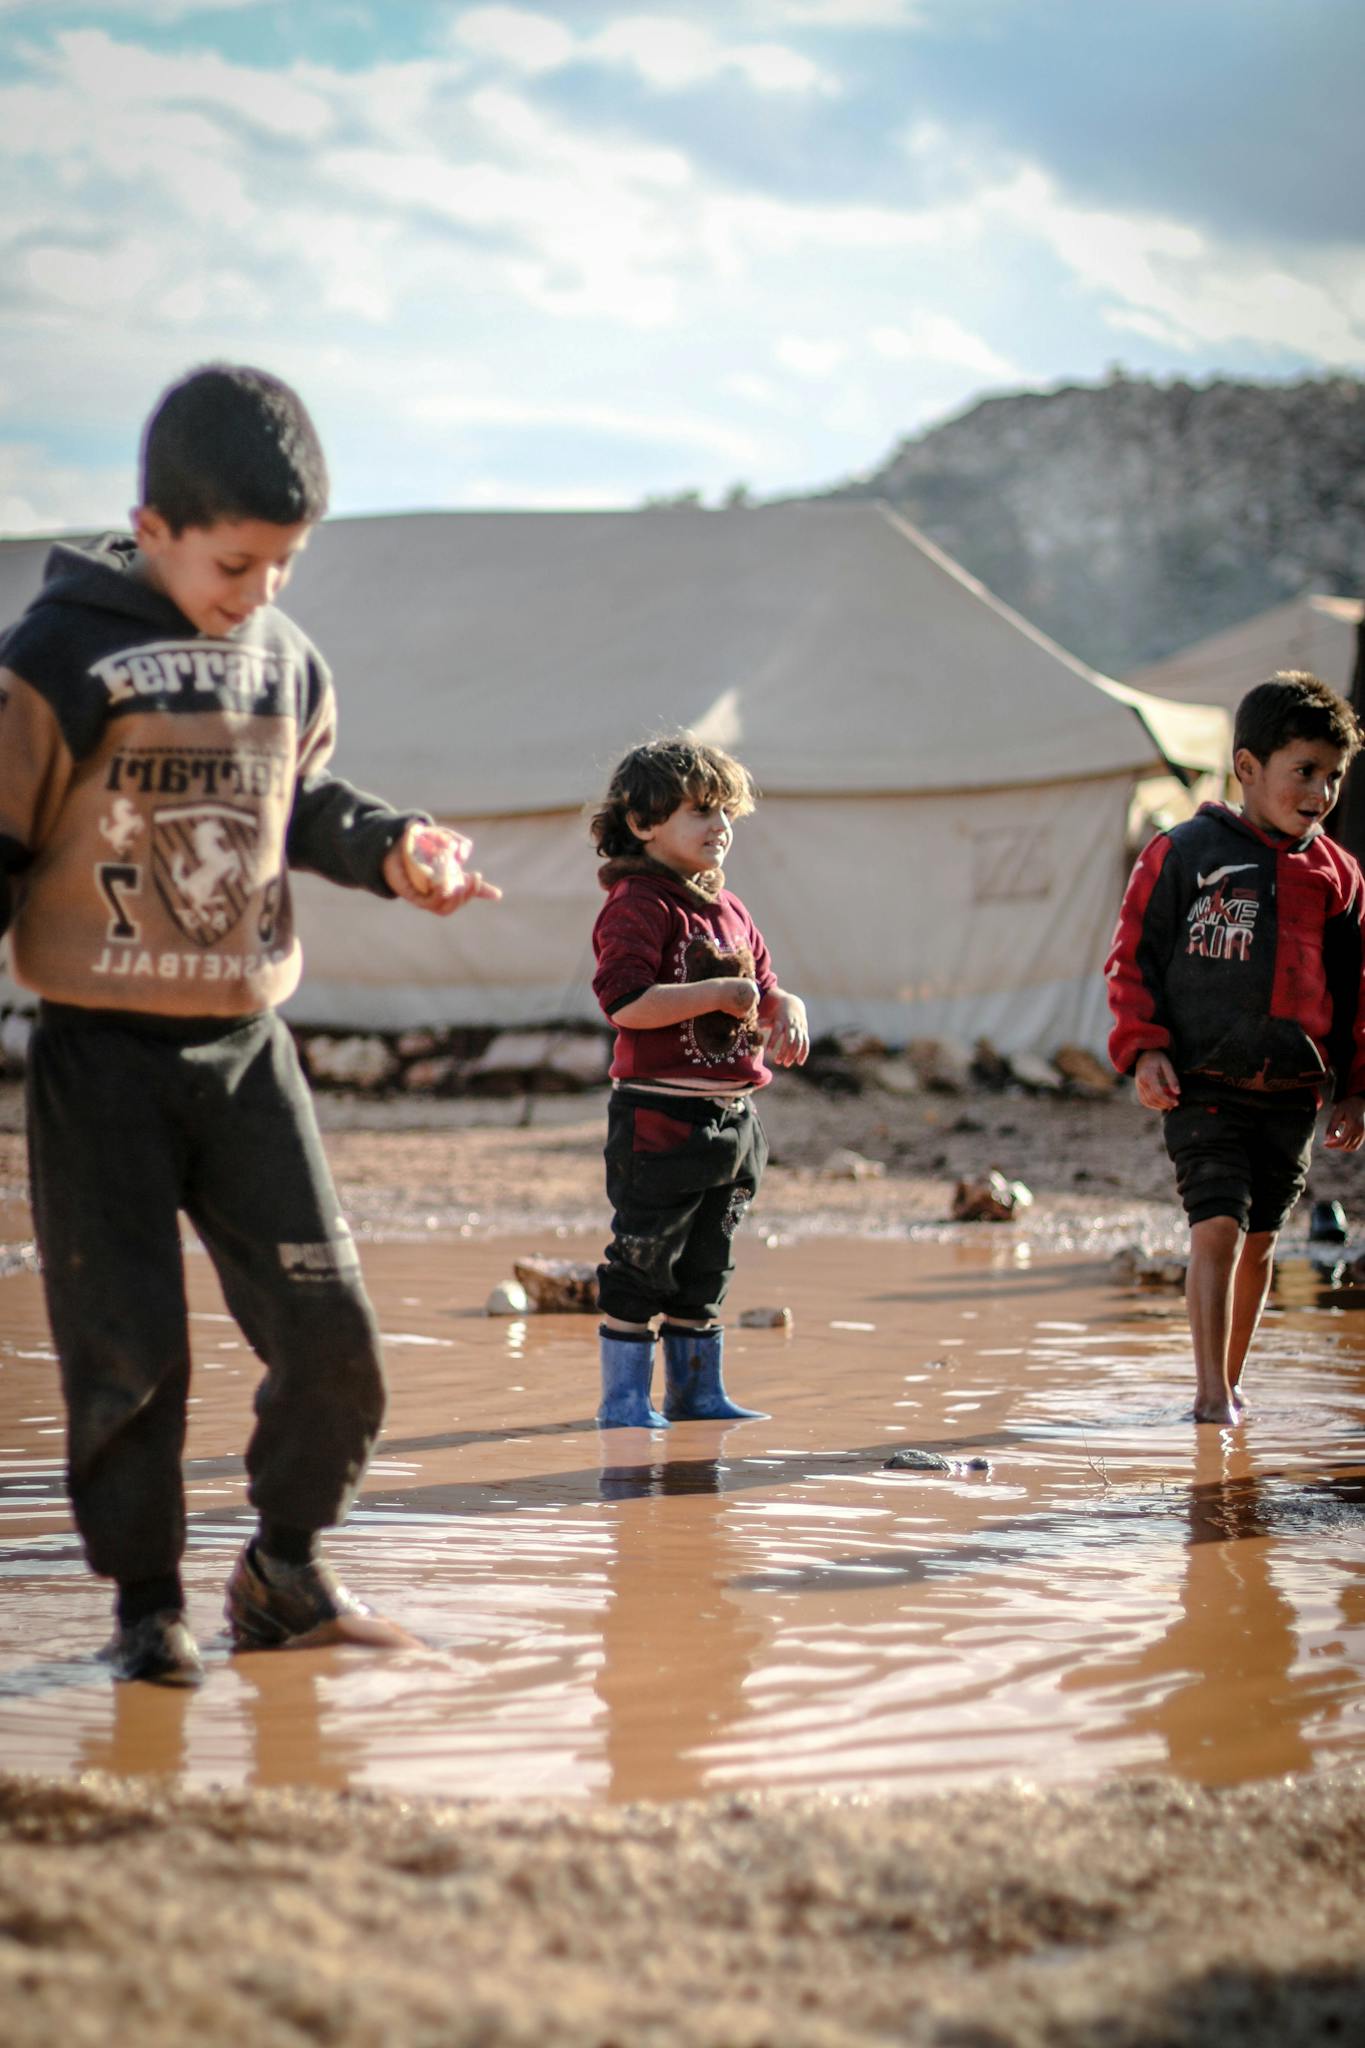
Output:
top-left (998, 166), bottom-right (1365, 362)
top-left (447, 7), bottom-right (838, 96)
top-left (0, 0), bottom-right (267, 16)
top-left (21, 237), bottom-right (161, 311)
top-left (408, 391), bottom-right (762, 465)
top-left (451, 7), bottom-right (576, 75)
top-left (759, 0), bottom-right (923, 21)
top-left (590, 15), bottom-right (834, 96)
top-left (0, 440), bottom-right (131, 536)
top-left (870, 315), bottom-right (1021, 382)
top-left (775, 334), bottom-right (847, 378)
top-left (462, 475), bottom-right (635, 508)
top-left (723, 371), bottom-right (787, 407)
top-left (49, 27), bottom-right (335, 141)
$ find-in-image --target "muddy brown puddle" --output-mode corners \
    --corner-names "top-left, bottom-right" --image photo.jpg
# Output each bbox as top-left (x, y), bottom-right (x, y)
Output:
top-left (2, 1230), bottom-right (1365, 1801)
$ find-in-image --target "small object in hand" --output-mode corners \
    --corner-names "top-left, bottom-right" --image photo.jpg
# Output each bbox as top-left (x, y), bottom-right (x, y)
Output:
top-left (405, 825), bottom-right (468, 896)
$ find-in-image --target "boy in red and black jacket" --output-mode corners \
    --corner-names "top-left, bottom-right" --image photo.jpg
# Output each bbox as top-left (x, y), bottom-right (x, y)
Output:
top-left (1107, 671), bottom-right (1365, 1421)
top-left (590, 736), bottom-right (808, 1428)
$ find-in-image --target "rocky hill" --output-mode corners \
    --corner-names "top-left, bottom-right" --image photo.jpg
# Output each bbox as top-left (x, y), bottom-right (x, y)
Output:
top-left (825, 372), bottom-right (1365, 677)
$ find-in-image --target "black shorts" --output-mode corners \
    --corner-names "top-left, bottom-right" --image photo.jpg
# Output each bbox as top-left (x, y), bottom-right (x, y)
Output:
top-left (1162, 1084), bottom-right (1317, 1234)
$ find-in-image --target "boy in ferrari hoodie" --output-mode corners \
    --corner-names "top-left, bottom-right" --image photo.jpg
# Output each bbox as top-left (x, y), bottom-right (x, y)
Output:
top-left (0, 364), bottom-right (499, 1683)
top-left (1107, 671), bottom-right (1365, 1421)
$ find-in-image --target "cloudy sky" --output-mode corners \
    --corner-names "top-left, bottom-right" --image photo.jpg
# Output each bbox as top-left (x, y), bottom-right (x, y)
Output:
top-left (2, 0), bottom-right (1362, 533)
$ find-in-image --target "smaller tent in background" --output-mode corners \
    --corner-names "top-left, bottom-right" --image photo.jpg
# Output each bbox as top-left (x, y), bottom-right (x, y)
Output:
top-left (1127, 593), bottom-right (1363, 710)
top-left (0, 505), bottom-right (1228, 1054)
top-left (1128, 593), bottom-right (1365, 863)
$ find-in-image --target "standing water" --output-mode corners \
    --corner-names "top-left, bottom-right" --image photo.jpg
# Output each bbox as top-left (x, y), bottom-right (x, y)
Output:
top-left (2, 1231), bottom-right (1363, 1799)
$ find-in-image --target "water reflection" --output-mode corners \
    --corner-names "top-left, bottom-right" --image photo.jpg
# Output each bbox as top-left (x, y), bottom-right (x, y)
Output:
top-left (595, 1429), bottom-right (766, 1800)
top-left (1067, 1435), bottom-right (1329, 1783)
top-left (77, 1666), bottom-right (194, 1781)
top-left (235, 1657), bottom-right (371, 1792)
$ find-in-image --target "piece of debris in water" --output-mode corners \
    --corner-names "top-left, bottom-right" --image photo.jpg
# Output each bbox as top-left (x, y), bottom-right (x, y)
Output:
top-left (738, 1306), bottom-right (793, 1329)
top-left (1109, 1245), bottom-right (1187, 1290)
top-left (884, 1447), bottom-right (993, 1476)
top-left (512, 1256), bottom-right (599, 1313)
top-left (819, 1147), bottom-right (887, 1181)
top-left (951, 1171), bottom-right (1033, 1222)
top-left (1309, 1198), bottom-right (1348, 1244)
top-left (485, 1280), bottom-right (529, 1316)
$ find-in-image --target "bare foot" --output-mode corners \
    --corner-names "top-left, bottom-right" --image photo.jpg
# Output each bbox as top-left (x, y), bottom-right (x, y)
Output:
top-left (1191, 1399), bottom-right (1240, 1425)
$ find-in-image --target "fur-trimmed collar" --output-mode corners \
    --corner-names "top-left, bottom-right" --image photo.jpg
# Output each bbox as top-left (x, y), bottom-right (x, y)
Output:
top-left (596, 853), bottom-right (724, 903)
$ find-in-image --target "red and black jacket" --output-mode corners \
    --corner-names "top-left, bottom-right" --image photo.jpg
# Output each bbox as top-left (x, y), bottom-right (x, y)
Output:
top-left (1106, 802), bottom-right (1365, 1101)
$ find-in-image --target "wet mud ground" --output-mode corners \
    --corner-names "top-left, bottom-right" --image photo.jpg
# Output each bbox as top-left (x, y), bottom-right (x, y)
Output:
top-left (2, 1083), bottom-right (1365, 2043)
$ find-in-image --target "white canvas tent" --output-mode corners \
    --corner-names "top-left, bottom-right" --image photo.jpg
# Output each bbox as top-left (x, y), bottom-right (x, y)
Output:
top-left (1127, 593), bottom-right (1363, 710)
top-left (0, 503), bottom-right (1227, 1053)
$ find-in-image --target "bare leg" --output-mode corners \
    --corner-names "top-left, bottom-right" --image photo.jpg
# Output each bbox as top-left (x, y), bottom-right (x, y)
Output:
top-left (1226, 1229), bottom-right (1276, 1409)
top-left (1185, 1215), bottom-right (1244, 1423)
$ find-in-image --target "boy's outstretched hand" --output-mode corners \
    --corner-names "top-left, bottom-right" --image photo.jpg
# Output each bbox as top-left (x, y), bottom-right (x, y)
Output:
top-left (1134, 1048), bottom-right (1180, 1111)
top-left (385, 823), bottom-right (503, 915)
top-left (1324, 1095), bottom-right (1365, 1151)
top-left (762, 988), bottom-right (810, 1068)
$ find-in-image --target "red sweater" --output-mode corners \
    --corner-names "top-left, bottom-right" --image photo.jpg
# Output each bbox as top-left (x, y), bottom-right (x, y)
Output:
top-left (593, 861), bottom-right (778, 1091)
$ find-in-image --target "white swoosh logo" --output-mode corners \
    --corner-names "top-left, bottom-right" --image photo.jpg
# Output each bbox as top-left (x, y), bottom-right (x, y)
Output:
top-left (1196, 863), bottom-right (1257, 889)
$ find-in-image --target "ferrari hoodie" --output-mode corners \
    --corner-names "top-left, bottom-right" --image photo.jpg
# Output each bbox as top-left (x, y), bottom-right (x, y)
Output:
top-left (1106, 800), bottom-right (1365, 1101)
top-left (0, 535), bottom-right (421, 1019)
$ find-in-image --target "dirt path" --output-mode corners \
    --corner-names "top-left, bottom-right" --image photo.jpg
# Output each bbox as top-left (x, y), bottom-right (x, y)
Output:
top-left (3, 1074), bottom-right (1364, 2045)
top-left (3, 1767), bottom-right (1364, 2047)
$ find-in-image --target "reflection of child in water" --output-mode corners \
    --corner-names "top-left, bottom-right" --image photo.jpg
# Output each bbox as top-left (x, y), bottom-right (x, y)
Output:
top-left (1107, 672), bottom-right (1365, 1422)
top-left (589, 737), bottom-right (808, 1428)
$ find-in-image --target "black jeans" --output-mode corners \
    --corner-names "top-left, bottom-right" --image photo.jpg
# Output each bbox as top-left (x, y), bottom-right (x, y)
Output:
top-left (597, 1088), bottom-right (768, 1325)
top-left (26, 1004), bottom-right (386, 1584)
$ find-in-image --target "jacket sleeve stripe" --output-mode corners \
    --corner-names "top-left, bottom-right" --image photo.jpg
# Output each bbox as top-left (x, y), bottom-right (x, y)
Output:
top-left (1106, 835), bottom-right (1178, 1076)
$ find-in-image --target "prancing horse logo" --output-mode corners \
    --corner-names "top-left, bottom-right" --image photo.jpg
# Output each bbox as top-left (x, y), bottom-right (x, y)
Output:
top-left (152, 802), bottom-right (257, 944)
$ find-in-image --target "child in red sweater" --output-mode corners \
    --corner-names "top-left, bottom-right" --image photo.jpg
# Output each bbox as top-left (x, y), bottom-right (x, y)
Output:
top-left (590, 737), bottom-right (808, 1427)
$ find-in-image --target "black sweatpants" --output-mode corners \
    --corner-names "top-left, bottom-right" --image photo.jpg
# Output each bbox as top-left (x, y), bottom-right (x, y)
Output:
top-left (596, 1087), bottom-right (767, 1325)
top-left (26, 1003), bottom-right (386, 1585)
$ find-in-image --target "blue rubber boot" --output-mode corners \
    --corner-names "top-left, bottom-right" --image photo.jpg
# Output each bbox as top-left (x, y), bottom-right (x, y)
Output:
top-left (597, 1326), bottom-right (668, 1429)
top-left (661, 1323), bottom-right (768, 1421)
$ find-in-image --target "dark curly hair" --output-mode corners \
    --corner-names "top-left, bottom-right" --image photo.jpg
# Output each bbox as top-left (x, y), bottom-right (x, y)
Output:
top-left (591, 735), bottom-right (757, 861)
top-left (1234, 671), bottom-right (1362, 765)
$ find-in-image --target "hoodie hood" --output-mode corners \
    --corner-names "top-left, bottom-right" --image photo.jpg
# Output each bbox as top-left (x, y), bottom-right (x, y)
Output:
top-left (25, 533), bottom-right (192, 636)
top-left (1197, 797), bottom-right (1322, 857)
top-left (30, 532), bottom-right (192, 626)
top-left (597, 852), bottom-right (724, 904)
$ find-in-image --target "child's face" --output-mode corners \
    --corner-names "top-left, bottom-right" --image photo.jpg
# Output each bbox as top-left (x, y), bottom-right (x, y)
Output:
top-left (1235, 736), bottom-right (1348, 839)
top-left (132, 509), bottom-right (312, 638)
top-left (630, 796), bottom-right (734, 878)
